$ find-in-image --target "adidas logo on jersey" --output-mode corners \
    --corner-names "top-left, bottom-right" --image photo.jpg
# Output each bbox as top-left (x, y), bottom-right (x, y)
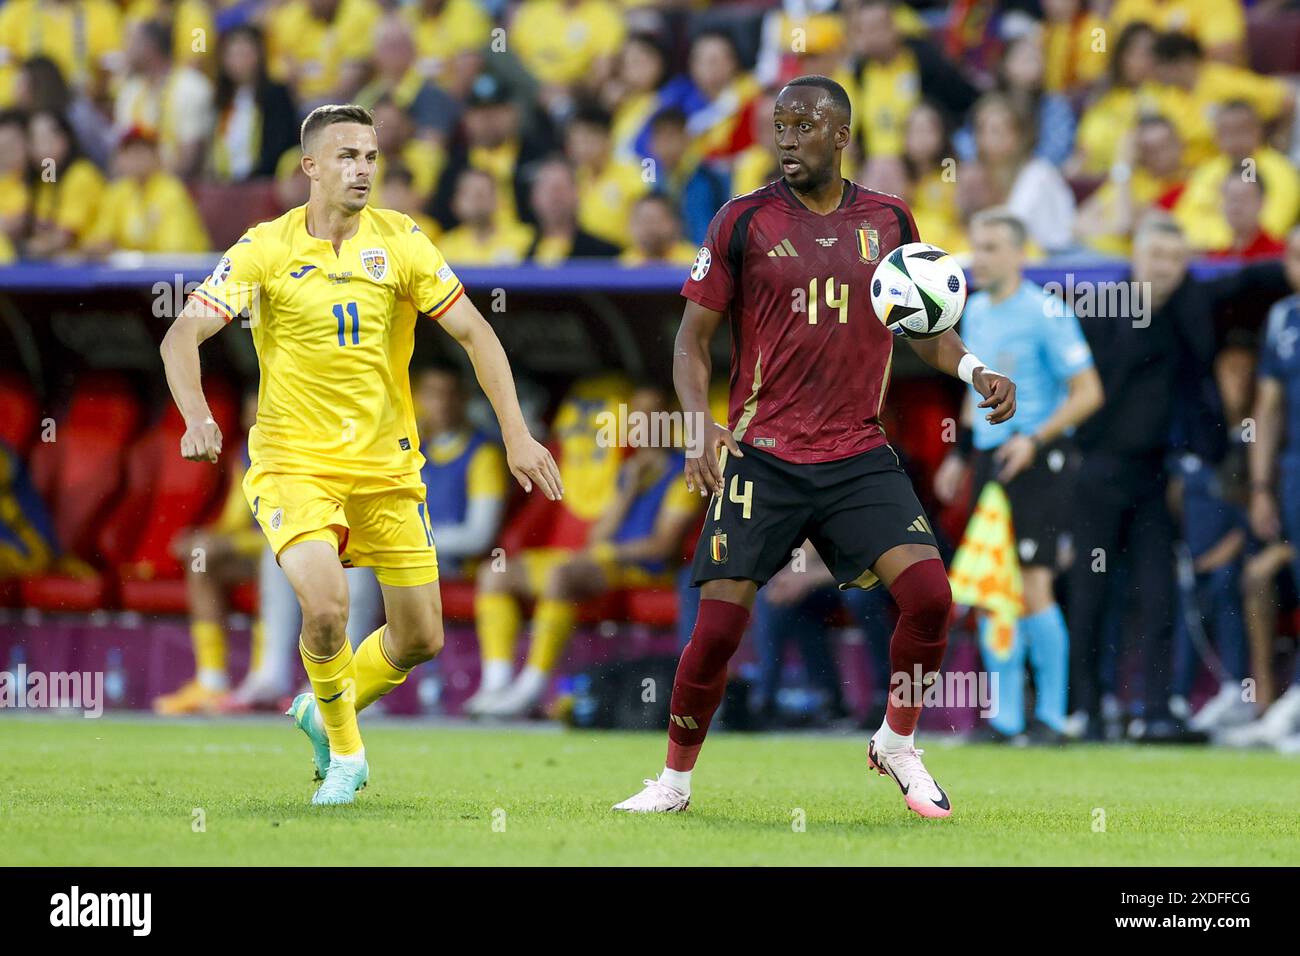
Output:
top-left (767, 238), bottom-right (799, 257)
top-left (908, 515), bottom-right (932, 534)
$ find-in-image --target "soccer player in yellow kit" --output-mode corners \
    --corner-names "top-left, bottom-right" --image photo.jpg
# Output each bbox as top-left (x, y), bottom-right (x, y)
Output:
top-left (160, 104), bottom-right (562, 805)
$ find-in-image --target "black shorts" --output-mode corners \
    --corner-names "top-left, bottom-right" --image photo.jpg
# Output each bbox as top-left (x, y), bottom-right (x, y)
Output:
top-left (690, 442), bottom-right (938, 590)
top-left (970, 439), bottom-right (1077, 570)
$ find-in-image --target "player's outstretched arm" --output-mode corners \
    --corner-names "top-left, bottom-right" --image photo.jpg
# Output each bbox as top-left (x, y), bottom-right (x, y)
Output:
top-left (907, 329), bottom-right (1017, 425)
top-left (438, 294), bottom-right (563, 501)
top-left (674, 300), bottom-right (741, 497)
top-left (160, 297), bottom-right (228, 463)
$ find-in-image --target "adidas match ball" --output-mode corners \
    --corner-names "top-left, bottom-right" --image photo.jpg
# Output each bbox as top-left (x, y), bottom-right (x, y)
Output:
top-left (869, 242), bottom-right (967, 339)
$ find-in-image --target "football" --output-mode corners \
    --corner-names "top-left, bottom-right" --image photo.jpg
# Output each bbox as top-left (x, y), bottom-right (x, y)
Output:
top-left (870, 241), bottom-right (968, 339)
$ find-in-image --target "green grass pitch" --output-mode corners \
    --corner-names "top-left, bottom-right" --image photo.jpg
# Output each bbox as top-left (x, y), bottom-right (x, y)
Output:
top-left (2, 716), bottom-right (1297, 866)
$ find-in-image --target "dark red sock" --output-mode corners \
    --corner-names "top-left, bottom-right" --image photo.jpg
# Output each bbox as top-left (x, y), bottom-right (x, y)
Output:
top-left (665, 598), bottom-right (750, 771)
top-left (884, 559), bottom-right (952, 736)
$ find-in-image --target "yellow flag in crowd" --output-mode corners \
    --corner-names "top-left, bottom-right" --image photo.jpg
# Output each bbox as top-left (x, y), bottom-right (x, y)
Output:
top-left (949, 482), bottom-right (1025, 661)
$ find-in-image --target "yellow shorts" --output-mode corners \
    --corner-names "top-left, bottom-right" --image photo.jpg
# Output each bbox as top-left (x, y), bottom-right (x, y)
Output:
top-left (518, 546), bottom-right (670, 593)
top-left (242, 463), bottom-right (439, 587)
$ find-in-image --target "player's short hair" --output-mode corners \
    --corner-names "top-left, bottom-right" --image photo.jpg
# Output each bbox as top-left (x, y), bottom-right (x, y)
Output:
top-left (970, 208), bottom-right (1028, 248)
top-left (781, 75), bottom-right (852, 126)
top-left (300, 104), bottom-right (375, 153)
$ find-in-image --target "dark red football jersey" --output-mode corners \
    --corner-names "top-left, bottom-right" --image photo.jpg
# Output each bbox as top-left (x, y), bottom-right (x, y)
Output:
top-left (681, 177), bottom-right (920, 464)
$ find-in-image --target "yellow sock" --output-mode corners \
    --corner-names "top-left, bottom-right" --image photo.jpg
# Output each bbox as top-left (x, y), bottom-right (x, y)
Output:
top-left (353, 625), bottom-right (411, 712)
top-left (299, 638), bottom-right (363, 756)
top-left (476, 592), bottom-right (521, 666)
top-left (191, 620), bottom-right (226, 680)
top-left (526, 598), bottom-right (578, 674)
top-left (249, 620), bottom-right (266, 674)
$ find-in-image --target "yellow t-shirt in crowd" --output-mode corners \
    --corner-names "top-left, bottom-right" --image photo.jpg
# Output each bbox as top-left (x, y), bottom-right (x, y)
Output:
top-left (1044, 13), bottom-right (1107, 92)
top-left (1110, 0), bottom-right (1245, 53)
top-left (857, 47), bottom-right (920, 158)
top-left (436, 220), bottom-right (536, 266)
top-left (1083, 168), bottom-right (1186, 256)
top-left (30, 157), bottom-right (107, 248)
top-left (0, 170), bottom-right (29, 232)
top-left (909, 168), bottom-right (967, 255)
top-left (1149, 63), bottom-right (1290, 164)
top-left (86, 169), bottom-right (208, 253)
top-left (618, 240), bottom-right (697, 266)
top-left (188, 205), bottom-right (464, 477)
top-left (266, 0), bottom-right (382, 102)
top-left (1174, 146), bottom-right (1300, 249)
top-left (576, 159), bottom-right (649, 249)
top-left (403, 0), bottom-right (490, 87)
top-left (0, 0), bottom-right (122, 102)
top-left (510, 0), bottom-right (626, 87)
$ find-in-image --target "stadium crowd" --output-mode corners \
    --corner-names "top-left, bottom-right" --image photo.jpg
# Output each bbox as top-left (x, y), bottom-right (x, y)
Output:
top-left (2, 0), bottom-right (1300, 751)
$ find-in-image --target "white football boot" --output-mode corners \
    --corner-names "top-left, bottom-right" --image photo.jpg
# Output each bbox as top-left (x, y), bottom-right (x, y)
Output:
top-left (868, 732), bottom-right (953, 818)
top-left (1188, 683), bottom-right (1255, 732)
top-left (612, 777), bottom-right (691, 813)
top-left (1217, 684), bottom-right (1300, 748)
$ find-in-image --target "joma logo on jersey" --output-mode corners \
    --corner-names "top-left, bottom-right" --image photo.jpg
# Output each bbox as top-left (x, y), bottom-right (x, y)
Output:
top-left (857, 225), bottom-right (880, 263)
top-left (360, 248), bottom-right (388, 281)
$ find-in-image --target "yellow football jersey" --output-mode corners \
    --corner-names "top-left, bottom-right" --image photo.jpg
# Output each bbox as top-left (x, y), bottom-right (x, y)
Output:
top-left (189, 205), bottom-right (463, 478)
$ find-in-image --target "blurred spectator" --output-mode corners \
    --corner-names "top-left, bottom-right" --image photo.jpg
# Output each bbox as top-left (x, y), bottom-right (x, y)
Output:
top-left (415, 361), bottom-right (508, 577)
top-left (1075, 114), bottom-right (1188, 256)
top-left (26, 109), bottom-right (107, 258)
top-left (431, 73), bottom-right (551, 229)
top-left (124, 0), bottom-right (216, 72)
top-left (647, 108), bottom-right (729, 246)
top-left (265, 0), bottom-right (381, 107)
top-left (436, 167), bottom-right (533, 266)
top-left (371, 98), bottom-right (443, 205)
top-left (510, 0), bottom-right (625, 114)
top-left (209, 25), bottom-right (297, 182)
top-left (1109, 0), bottom-right (1247, 65)
top-left (83, 127), bottom-right (210, 254)
top-left (955, 29), bottom-right (1076, 167)
top-left (401, 0), bottom-right (491, 94)
top-left (1040, 0), bottom-right (1107, 94)
top-left (962, 93), bottom-right (1076, 255)
top-left (619, 193), bottom-right (696, 266)
top-left (0, 110), bottom-right (28, 245)
top-left (901, 101), bottom-right (965, 254)
top-left (605, 32), bottom-right (690, 162)
top-left (1070, 21), bottom-right (1157, 176)
top-left (565, 101), bottom-right (648, 251)
top-left (1150, 31), bottom-right (1294, 165)
top-left (685, 30), bottom-right (761, 163)
top-left (376, 160), bottom-right (440, 239)
top-left (1207, 177), bottom-right (1286, 260)
top-left (1174, 100), bottom-right (1300, 252)
top-left (469, 381), bottom-right (700, 718)
top-left (755, 1), bottom-right (850, 90)
top-left (730, 90), bottom-right (780, 199)
top-left (274, 145), bottom-right (309, 210)
top-left (355, 15), bottom-right (462, 147)
top-left (13, 56), bottom-right (113, 169)
top-left (524, 156), bottom-right (619, 263)
top-left (848, 0), bottom-right (978, 164)
top-left (0, 0), bottom-right (124, 104)
top-left (114, 20), bottom-right (215, 177)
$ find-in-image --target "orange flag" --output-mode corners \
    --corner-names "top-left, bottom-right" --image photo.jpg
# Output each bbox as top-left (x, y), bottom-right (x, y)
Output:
top-left (949, 482), bottom-right (1025, 661)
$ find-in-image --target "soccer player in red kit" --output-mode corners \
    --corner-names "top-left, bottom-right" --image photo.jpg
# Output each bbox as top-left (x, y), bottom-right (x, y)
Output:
top-left (613, 76), bottom-right (1017, 818)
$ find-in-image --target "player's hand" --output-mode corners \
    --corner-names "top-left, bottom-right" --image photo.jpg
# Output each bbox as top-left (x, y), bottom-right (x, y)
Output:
top-left (685, 422), bottom-right (742, 497)
top-left (506, 431), bottom-right (563, 500)
top-left (933, 453), bottom-right (967, 505)
top-left (1250, 489), bottom-right (1281, 541)
top-left (994, 433), bottom-right (1037, 483)
top-left (180, 416), bottom-right (222, 463)
top-left (974, 369), bottom-right (1016, 425)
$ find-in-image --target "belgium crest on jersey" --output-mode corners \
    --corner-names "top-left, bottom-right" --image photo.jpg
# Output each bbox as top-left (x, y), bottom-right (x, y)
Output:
top-left (710, 530), bottom-right (728, 563)
top-left (360, 247), bottom-right (388, 281)
top-left (857, 225), bottom-right (880, 263)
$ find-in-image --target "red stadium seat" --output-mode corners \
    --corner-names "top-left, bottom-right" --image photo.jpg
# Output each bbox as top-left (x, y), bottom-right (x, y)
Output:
top-left (190, 180), bottom-right (283, 251)
top-left (20, 374), bottom-right (144, 610)
top-left (440, 578), bottom-right (477, 622)
top-left (0, 373), bottom-right (39, 454)
top-left (625, 587), bottom-right (678, 628)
